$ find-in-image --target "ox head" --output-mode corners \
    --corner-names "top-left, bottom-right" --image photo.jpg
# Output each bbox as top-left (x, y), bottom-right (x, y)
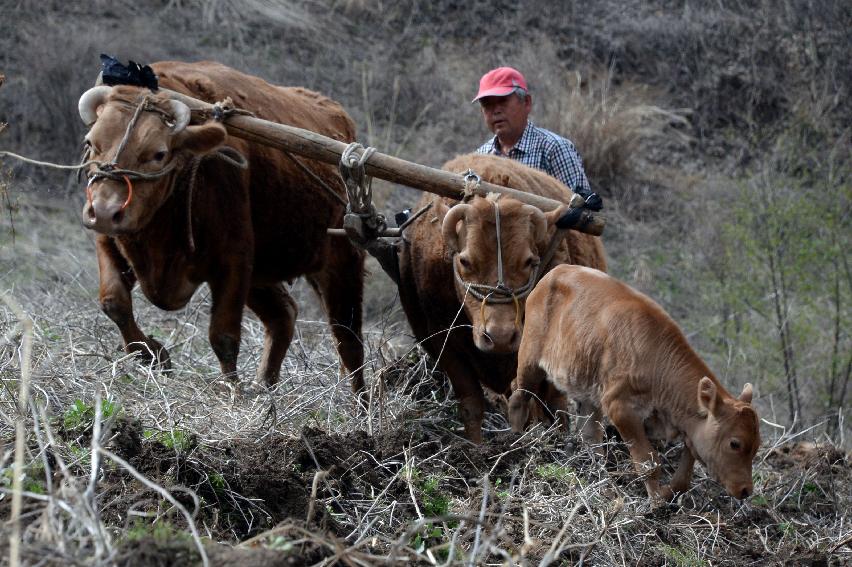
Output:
top-left (78, 85), bottom-right (227, 235)
top-left (688, 378), bottom-right (761, 499)
top-left (442, 195), bottom-right (561, 354)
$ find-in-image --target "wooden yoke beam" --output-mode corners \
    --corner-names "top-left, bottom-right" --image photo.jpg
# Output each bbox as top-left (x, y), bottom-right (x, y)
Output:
top-left (162, 88), bottom-right (605, 236)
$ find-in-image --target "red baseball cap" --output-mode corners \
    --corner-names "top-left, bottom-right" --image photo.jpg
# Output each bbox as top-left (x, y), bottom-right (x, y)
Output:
top-left (472, 67), bottom-right (528, 102)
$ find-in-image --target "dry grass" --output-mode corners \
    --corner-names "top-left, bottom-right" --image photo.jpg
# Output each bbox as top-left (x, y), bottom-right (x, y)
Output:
top-left (537, 68), bottom-right (692, 191)
top-left (0, 193), bottom-right (849, 566)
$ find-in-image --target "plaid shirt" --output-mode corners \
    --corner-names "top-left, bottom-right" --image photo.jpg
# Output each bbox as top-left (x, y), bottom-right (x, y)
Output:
top-left (476, 121), bottom-right (591, 195)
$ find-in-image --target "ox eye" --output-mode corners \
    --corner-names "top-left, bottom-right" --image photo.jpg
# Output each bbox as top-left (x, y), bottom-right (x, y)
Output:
top-left (525, 257), bottom-right (538, 268)
top-left (730, 440), bottom-right (741, 451)
top-left (458, 256), bottom-right (472, 270)
top-left (152, 150), bottom-right (168, 162)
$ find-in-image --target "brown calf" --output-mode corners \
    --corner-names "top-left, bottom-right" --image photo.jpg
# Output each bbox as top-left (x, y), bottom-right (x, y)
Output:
top-left (508, 265), bottom-right (760, 500)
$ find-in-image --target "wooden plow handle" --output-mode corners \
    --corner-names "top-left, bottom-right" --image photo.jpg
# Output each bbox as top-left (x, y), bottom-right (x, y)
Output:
top-left (162, 88), bottom-right (605, 236)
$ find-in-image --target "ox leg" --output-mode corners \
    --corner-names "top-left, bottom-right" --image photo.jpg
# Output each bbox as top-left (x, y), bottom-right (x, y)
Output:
top-left (208, 275), bottom-right (249, 383)
top-left (455, 381), bottom-right (486, 444)
top-left (306, 246), bottom-right (365, 394)
top-left (670, 447), bottom-right (696, 494)
top-left (95, 235), bottom-right (170, 369)
top-left (604, 387), bottom-right (670, 501)
top-left (247, 284), bottom-right (298, 386)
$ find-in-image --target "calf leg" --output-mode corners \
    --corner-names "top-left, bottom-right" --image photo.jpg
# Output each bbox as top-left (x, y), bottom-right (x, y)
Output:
top-left (542, 382), bottom-right (570, 432)
top-left (577, 399), bottom-right (605, 446)
top-left (508, 362), bottom-right (547, 433)
top-left (95, 236), bottom-right (170, 368)
top-left (670, 447), bottom-right (696, 494)
top-left (604, 389), bottom-right (669, 500)
top-left (247, 284), bottom-right (298, 386)
top-left (306, 244), bottom-right (365, 393)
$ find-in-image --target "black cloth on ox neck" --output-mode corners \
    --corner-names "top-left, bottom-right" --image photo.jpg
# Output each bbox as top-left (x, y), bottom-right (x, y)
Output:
top-left (99, 54), bottom-right (159, 91)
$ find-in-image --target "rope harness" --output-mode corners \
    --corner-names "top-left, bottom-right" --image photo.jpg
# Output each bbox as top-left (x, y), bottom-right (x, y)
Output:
top-left (452, 200), bottom-right (538, 330)
top-left (1, 95), bottom-right (248, 252)
top-left (83, 96), bottom-right (182, 213)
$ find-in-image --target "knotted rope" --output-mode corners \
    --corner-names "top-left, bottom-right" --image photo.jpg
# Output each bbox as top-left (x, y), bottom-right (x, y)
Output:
top-left (339, 142), bottom-right (386, 234)
top-left (462, 169), bottom-right (481, 202)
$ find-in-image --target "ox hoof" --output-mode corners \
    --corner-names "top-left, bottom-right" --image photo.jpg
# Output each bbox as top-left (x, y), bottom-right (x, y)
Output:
top-left (211, 378), bottom-right (240, 402)
top-left (243, 380), bottom-right (270, 397)
top-left (126, 338), bottom-right (172, 371)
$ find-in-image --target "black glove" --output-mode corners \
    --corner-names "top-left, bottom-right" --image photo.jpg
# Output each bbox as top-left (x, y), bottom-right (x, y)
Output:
top-left (555, 206), bottom-right (584, 229)
top-left (555, 191), bottom-right (603, 229)
top-left (583, 192), bottom-right (603, 211)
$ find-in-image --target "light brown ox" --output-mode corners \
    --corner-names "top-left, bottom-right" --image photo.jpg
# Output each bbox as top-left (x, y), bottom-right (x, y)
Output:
top-left (508, 265), bottom-right (761, 500)
top-left (78, 61), bottom-right (365, 390)
top-left (397, 154), bottom-right (606, 442)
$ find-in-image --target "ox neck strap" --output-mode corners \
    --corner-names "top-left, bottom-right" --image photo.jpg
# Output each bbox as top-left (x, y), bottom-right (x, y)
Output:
top-left (494, 200), bottom-right (507, 291)
top-left (452, 200), bottom-right (540, 304)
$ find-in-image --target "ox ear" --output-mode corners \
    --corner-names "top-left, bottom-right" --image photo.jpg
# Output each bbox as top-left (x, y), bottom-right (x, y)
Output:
top-left (442, 203), bottom-right (471, 254)
top-left (739, 383), bottom-right (754, 404)
top-left (174, 122), bottom-right (227, 155)
top-left (697, 376), bottom-right (718, 417)
top-left (523, 204), bottom-right (548, 252)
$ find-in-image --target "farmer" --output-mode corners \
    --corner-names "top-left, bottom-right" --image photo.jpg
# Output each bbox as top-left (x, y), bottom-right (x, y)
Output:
top-left (473, 66), bottom-right (601, 208)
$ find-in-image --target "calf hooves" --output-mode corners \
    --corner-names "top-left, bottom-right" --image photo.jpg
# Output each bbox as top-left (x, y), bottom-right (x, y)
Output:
top-left (655, 485), bottom-right (675, 502)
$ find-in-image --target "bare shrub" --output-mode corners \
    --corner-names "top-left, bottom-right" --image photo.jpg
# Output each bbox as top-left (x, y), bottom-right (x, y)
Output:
top-left (535, 69), bottom-right (691, 192)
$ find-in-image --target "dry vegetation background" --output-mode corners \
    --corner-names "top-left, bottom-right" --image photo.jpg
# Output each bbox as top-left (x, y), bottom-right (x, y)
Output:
top-left (0, 1), bottom-right (850, 565)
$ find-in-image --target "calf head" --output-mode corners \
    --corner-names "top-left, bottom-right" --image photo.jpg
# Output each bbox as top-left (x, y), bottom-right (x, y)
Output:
top-left (688, 378), bottom-right (761, 499)
top-left (78, 85), bottom-right (226, 235)
top-left (442, 195), bottom-right (558, 354)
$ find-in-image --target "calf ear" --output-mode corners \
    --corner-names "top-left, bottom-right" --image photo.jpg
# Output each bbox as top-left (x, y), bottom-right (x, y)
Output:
top-left (739, 383), bottom-right (753, 404)
top-left (174, 122), bottom-right (227, 155)
top-left (697, 376), bottom-right (717, 416)
top-left (442, 203), bottom-right (471, 254)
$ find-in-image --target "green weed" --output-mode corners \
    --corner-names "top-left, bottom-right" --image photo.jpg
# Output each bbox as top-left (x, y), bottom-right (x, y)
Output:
top-left (126, 519), bottom-right (191, 544)
top-left (209, 472), bottom-right (226, 493)
top-left (658, 543), bottom-right (708, 567)
top-left (751, 494), bottom-right (769, 506)
top-left (144, 428), bottom-right (193, 452)
top-left (2, 467), bottom-right (46, 495)
top-left (535, 463), bottom-right (577, 484)
top-left (63, 398), bottom-right (119, 430)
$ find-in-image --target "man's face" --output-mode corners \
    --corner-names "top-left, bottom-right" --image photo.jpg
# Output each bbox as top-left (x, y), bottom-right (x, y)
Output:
top-left (479, 93), bottom-right (532, 147)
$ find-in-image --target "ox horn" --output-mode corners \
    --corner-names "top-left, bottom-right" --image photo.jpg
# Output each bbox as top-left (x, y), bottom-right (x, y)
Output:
top-left (78, 85), bottom-right (114, 127)
top-left (167, 100), bottom-right (191, 133)
top-left (739, 383), bottom-right (753, 404)
top-left (442, 203), bottom-right (472, 254)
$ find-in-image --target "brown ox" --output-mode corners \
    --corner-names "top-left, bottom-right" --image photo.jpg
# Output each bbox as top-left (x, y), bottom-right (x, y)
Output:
top-left (397, 154), bottom-right (606, 442)
top-left (508, 265), bottom-right (760, 500)
top-left (78, 61), bottom-right (365, 390)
